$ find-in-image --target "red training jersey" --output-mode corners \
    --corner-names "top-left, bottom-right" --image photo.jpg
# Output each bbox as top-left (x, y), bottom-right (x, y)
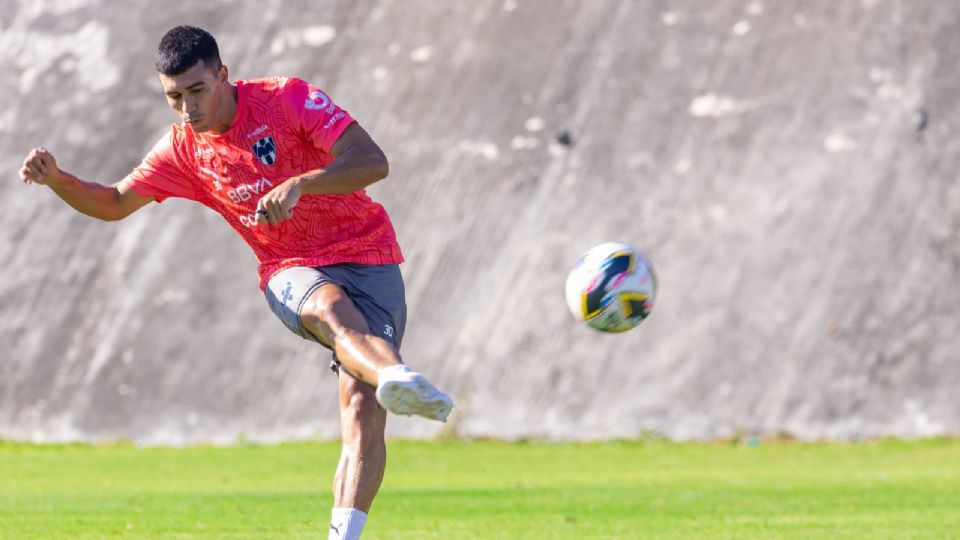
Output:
top-left (121, 76), bottom-right (404, 290)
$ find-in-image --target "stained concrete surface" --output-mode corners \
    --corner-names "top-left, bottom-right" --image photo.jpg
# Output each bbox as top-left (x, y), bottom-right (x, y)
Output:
top-left (1, 0), bottom-right (958, 443)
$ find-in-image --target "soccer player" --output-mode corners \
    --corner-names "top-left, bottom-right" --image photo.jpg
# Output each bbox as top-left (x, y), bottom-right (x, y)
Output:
top-left (18, 25), bottom-right (453, 540)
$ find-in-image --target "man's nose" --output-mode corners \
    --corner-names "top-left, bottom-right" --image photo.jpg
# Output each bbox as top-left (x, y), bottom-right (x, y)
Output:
top-left (181, 96), bottom-right (197, 114)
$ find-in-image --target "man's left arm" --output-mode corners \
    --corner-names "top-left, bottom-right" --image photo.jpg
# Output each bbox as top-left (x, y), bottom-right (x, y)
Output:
top-left (255, 123), bottom-right (388, 226)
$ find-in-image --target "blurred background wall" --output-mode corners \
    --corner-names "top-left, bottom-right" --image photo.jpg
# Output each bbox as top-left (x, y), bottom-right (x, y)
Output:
top-left (1, 0), bottom-right (958, 444)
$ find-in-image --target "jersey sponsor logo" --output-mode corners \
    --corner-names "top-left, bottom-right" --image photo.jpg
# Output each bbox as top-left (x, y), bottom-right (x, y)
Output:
top-left (233, 178), bottom-right (276, 227)
top-left (228, 177), bottom-right (274, 204)
top-left (305, 90), bottom-right (332, 112)
top-left (199, 167), bottom-right (223, 191)
top-left (245, 123), bottom-right (269, 139)
top-left (323, 111), bottom-right (346, 130)
top-left (252, 136), bottom-right (277, 166)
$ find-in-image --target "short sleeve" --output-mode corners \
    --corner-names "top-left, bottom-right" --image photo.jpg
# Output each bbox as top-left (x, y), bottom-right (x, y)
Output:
top-left (281, 78), bottom-right (355, 154)
top-left (119, 132), bottom-right (198, 203)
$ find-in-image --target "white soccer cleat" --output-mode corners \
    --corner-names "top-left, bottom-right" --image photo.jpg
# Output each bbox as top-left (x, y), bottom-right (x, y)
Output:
top-left (376, 366), bottom-right (453, 422)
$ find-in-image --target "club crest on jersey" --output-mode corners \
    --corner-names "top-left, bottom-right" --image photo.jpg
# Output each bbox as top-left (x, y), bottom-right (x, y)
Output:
top-left (252, 136), bottom-right (277, 166)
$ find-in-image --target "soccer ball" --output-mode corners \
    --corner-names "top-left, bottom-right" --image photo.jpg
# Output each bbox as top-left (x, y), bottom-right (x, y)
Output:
top-left (565, 242), bottom-right (657, 333)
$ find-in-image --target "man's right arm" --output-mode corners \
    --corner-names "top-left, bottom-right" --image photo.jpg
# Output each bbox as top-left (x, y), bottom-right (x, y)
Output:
top-left (19, 147), bottom-right (154, 222)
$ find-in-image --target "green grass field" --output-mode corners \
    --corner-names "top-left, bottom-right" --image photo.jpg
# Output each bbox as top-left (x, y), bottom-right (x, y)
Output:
top-left (2, 438), bottom-right (959, 539)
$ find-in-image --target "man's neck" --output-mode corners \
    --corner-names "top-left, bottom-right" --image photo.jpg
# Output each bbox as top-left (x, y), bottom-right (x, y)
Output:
top-left (212, 84), bottom-right (239, 134)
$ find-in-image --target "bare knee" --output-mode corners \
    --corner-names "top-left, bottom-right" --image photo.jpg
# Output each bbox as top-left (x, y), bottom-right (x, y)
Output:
top-left (301, 296), bottom-right (345, 341)
top-left (300, 286), bottom-right (368, 345)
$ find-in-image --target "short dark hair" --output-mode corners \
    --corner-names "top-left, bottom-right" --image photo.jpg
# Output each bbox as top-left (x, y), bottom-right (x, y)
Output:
top-left (155, 25), bottom-right (222, 75)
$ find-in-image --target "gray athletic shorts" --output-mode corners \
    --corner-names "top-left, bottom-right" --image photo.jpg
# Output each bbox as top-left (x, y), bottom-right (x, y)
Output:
top-left (264, 263), bottom-right (407, 371)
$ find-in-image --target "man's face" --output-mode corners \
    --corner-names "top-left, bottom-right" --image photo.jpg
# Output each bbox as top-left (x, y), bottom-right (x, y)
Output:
top-left (159, 59), bottom-right (228, 133)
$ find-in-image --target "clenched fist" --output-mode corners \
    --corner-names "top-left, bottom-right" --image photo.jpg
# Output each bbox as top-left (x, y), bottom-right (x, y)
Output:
top-left (255, 177), bottom-right (302, 226)
top-left (19, 147), bottom-right (62, 186)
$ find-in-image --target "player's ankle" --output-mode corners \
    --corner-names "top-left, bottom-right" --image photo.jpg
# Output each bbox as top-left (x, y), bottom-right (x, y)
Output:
top-left (329, 507), bottom-right (367, 540)
top-left (376, 363), bottom-right (412, 385)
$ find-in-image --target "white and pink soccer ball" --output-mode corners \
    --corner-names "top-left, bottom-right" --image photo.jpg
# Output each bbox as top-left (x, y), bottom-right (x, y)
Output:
top-left (565, 242), bottom-right (657, 333)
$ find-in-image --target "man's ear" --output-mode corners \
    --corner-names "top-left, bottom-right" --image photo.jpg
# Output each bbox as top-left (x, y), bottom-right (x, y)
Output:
top-left (218, 64), bottom-right (229, 84)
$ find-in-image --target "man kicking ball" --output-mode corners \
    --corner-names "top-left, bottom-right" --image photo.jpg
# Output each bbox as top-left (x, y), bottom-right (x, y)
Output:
top-left (18, 25), bottom-right (453, 540)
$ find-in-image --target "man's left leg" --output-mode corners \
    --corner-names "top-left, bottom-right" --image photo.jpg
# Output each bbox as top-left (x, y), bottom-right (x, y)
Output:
top-left (300, 282), bottom-right (452, 422)
top-left (328, 369), bottom-right (386, 540)
top-left (264, 264), bottom-right (452, 539)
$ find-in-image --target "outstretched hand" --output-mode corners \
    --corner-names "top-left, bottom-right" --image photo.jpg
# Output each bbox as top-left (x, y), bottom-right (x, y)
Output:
top-left (255, 177), bottom-right (302, 226)
top-left (19, 147), bottom-right (62, 186)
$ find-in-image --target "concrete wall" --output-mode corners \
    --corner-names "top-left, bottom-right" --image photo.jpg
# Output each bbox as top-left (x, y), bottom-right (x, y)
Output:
top-left (1, 0), bottom-right (958, 443)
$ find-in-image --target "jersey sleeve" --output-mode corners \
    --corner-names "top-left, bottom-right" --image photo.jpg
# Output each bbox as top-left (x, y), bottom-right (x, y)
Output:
top-left (281, 78), bottom-right (355, 154)
top-left (119, 132), bottom-right (199, 203)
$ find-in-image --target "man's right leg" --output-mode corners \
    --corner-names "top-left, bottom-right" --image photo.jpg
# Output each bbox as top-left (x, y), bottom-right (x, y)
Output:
top-left (327, 369), bottom-right (386, 540)
top-left (332, 366), bottom-right (386, 511)
top-left (265, 266), bottom-right (452, 540)
top-left (300, 282), bottom-right (450, 539)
